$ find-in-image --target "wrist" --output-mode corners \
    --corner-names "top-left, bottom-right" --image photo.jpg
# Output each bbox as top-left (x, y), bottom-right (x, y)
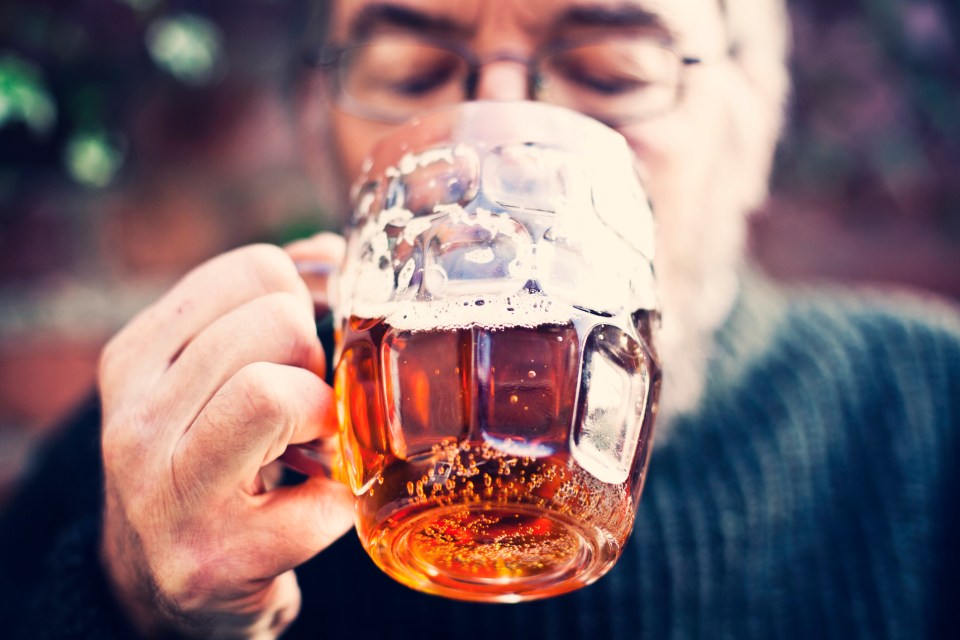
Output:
top-left (99, 508), bottom-right (182, 638)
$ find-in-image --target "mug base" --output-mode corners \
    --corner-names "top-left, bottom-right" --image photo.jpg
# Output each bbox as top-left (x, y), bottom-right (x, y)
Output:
top-left (364, 501), bottom-right (620, 602)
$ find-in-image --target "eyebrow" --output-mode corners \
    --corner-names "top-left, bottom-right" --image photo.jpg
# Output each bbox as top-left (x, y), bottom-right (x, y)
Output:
top-left (348, 3), bottom-right (471, 41)
top-left (552, 4), bottom-right (672, 39)
top-left (344, 2), bottom-right (673, 45)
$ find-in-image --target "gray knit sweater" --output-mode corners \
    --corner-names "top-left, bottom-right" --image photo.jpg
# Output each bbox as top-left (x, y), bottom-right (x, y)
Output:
top-left (2, 275), bottom-right (958, 639)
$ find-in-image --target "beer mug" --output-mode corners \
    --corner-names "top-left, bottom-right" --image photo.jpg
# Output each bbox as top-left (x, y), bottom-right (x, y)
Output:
top-left (330, 102), bottom-right (660, 602)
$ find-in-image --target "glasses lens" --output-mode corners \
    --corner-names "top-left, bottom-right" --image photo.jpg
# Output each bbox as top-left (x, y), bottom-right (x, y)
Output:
top-left (338, 39), bottom-right (469, 121)
top-left (538, 38), bottom-right (682, 124)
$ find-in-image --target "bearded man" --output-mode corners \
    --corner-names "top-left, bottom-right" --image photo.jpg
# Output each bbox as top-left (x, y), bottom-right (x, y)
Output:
top-left (2, 1), bottom-right (957, 638)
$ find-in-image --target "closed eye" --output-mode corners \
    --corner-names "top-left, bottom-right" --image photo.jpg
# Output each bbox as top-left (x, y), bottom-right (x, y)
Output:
top-left (561, 66), bottom-right (646, 95)
top-left (388, 59), bottom-right (462, 96)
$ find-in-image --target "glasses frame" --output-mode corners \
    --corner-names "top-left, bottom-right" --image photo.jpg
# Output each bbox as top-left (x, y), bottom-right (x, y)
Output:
top-left (306, 35), bottom-right (702, 127)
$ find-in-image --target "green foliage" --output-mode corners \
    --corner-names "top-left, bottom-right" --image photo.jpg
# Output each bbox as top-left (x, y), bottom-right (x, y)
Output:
top-left (0, 54), bottom-right (56, 135)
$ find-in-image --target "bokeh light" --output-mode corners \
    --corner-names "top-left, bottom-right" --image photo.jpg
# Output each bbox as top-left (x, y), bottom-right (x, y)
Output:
top-left (64, 130), bottom-right (124, 188)
top-left (146, 14), bottom-right (224, 85)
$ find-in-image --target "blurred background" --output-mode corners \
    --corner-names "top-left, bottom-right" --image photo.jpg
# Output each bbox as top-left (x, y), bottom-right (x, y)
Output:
top-left (1, 0), bottom-right (958, 500)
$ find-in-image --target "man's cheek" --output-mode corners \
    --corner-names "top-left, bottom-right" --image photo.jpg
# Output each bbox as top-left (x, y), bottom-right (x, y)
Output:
top-left (331, 112), bottom-right (396, 187)
top-left (622, 85), bottom-right (730, 210)
top-left (622, 126), bottom-right (697, 222)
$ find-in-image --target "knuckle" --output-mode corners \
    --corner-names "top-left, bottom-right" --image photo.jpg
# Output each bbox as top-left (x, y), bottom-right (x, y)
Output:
top-left (156, 554), bottom-right (218, 609)
top-left (241, 242), bottom-right (290, 266)
top-left (259, 293), bottom-right (318, 364)
top-left (223, 363), bottom-right (300, 461)
top-left (101, 405), bottom-right (150, 465)
top-left (238, 243), bottom-right (303, 295)
top-left (100, 426), bottom-right (126, 472)
top-left (160, 540), bottom-right (261, 610)
top-left (233, 363), bottom-right (286, 423)
top-left (98, 327), bottom-right (133, 391)
top-left (123, 486), bottom-right (164, 530)
top-left (97, 334), bottom-right (120, 381)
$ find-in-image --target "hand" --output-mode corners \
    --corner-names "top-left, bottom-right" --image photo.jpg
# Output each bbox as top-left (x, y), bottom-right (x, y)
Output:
top-left (98, 235), bottom-right (353, 638)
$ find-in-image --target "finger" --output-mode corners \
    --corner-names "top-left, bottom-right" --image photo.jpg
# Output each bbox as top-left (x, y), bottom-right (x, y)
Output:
top-left (279, 438), bottom-right (340, 479)
top-left (100, 244), bottom-right (311, 407)
top-left (286, 233), bottom-right (345, 315)
top-left (155, 290), bottom-right (325, 437)
top-left (249, 475), bottom-right (355, 576)
top-left (284, 232), bottom-right (345, 264)
top-left (174, 362), bottom-right (338, 493)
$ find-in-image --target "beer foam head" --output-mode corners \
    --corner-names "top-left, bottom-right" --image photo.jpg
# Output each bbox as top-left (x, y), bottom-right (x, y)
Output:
top-left (374, 290), bottom-right (574, 332)
top-left (338, 132), bottom-right (658, 327)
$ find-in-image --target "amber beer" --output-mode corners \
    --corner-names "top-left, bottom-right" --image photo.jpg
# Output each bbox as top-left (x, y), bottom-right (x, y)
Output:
top-left (334, 304), bottom-right (660, 602)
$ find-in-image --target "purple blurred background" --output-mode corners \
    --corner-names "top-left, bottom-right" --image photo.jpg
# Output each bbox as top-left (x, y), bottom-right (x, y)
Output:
top-left (1, 0), bottom-right (958, 496)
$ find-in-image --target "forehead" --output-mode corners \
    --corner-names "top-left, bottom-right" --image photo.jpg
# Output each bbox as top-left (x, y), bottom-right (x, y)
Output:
top-left (329, 0), bottom-right (726, 51)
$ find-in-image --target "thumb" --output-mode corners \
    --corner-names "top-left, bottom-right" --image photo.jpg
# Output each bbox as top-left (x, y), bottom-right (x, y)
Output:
top-left (284, 231), bottom-right (345, 260)
top-left (253, 476), bottom-right (355, 575)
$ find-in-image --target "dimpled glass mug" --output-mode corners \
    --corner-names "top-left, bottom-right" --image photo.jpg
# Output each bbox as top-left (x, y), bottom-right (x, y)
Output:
top-left (327, 102), bottom-right (660, 602)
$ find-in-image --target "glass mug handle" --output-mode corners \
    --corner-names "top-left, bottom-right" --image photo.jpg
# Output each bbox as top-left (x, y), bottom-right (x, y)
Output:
top-left (295, 258), bottom-right (337, 316)
top-left (277, 259), bottom-right (346, 482)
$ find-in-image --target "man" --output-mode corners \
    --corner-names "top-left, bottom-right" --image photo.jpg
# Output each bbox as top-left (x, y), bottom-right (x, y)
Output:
top-left (1, 0), bottom-right (957, 638)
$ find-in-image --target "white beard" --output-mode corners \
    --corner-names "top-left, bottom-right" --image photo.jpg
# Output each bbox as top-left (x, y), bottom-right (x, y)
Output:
top-left (643, 49), bottom-right (784, 442)
top-left (648, 129), bottom-right (760, 440)
top-left (652, 206), bottom-right (746, 436)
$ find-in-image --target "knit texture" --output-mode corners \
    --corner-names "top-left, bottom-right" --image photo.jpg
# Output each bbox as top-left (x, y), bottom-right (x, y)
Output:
top-left (2, 276), bottom-right (958, 639)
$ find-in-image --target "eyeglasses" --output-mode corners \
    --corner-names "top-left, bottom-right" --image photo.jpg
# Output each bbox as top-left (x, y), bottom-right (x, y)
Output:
top-left (308, 35), bottom-right (701, 127)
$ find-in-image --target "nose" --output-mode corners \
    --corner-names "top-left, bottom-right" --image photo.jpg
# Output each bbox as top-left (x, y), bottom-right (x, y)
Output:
top-left (472, 56), bottom-right (529, 102)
